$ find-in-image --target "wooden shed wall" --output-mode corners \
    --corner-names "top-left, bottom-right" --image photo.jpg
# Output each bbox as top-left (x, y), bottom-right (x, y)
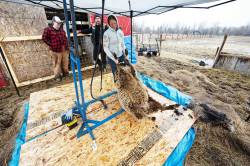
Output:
top-left (0, 40), bottom-right (53, 82)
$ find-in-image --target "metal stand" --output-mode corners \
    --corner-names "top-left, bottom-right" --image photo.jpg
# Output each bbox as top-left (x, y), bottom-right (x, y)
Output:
top-left (129, 0), bottom-right (133, 63)
top-left (63, 0), bottom-right (124, 141)
top-left (69, 52), bottom-right (124, 140)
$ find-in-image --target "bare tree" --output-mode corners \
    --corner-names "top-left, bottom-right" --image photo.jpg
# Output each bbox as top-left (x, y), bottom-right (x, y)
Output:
top-left (134, 22), bottom-right (250, 37)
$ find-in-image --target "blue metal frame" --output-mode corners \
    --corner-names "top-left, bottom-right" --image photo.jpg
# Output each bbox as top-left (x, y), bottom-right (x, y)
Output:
top-left (63, 0), bottom-right (124, 141)
top-left (70, 51), bottom-right (124, 140)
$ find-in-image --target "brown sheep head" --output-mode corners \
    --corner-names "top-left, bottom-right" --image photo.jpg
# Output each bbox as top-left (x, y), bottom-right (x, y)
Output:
top-left (116, 64), bottom-right (136, 87)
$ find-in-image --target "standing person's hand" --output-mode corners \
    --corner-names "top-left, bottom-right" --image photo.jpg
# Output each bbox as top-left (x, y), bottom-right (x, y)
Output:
top-left (115, 59), bottom-right (119, 64)
top-left (61, 47), bottom-right (65, 52)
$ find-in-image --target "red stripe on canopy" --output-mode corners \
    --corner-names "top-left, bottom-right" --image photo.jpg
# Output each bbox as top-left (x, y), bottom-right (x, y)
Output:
top-left (90, 14), bottom-right (131, 36)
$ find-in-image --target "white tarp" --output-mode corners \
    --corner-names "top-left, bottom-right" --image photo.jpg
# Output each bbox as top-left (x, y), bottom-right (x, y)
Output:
top-left (6, 0), bottom-right (233, 16)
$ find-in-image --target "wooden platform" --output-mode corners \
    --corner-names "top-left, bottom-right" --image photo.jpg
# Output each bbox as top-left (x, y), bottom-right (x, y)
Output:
top-left (26, 73), bottom-right (115, 140)
top-left (20, 74), bottom-right (195, 165)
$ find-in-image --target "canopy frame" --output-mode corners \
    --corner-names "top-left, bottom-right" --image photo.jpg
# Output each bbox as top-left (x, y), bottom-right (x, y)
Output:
top-left (23, 0), bottom-right (236, 17)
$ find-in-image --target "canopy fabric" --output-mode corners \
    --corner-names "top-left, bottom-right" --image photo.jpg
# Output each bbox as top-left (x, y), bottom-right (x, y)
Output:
top-left (7, 0), bottom-right (235, 17)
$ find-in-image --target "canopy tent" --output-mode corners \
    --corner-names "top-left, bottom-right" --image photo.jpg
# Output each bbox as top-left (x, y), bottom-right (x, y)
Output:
top-left (0, 0), bottom-right (236, 95)
top-left (9, 0), bottom-right (234, 64)
top-left (6, 0), bottom-right (236, 16)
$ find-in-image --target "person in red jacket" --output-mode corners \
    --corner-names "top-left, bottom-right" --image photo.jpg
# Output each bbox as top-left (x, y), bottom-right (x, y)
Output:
top-left (42, 16), bottom-right (69, 81)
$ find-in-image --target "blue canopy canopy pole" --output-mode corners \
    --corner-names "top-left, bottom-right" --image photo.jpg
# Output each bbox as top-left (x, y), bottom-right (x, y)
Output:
top-left (130, 11), bottom-right (133, 63)
top-left (69, 0), bottom-right (80, 57)
top-left (128, 0), bottom-right (133, 63)
top-left (65, 0), bottom-right (124, 142)
top-left (62, 0), bottom-right (71, 46)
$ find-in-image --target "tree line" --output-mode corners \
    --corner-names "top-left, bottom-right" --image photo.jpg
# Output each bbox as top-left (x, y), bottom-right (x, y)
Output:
top-left (134, 23), bottom-right (250, 37)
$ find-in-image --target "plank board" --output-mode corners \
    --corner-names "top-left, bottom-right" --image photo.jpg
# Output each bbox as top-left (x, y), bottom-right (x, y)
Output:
top-left (0, 33), bottom-right (86, 42)
top-left (0, 43), bottom-right (19, 84)
top-left (20, 74), bottom-right (196, 165)
top-left (20, 104), bottom-right (156, 166)
top-left (16, 65), bottom-right (94, 87)
top-left (0, 40), bottom-right (53, 82)
top-left (138, 105), bottom-right (195, 165)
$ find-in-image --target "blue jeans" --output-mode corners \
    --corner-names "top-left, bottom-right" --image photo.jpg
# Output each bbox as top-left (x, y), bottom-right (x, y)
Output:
top-left (108, 55), bottom-right (125, 81)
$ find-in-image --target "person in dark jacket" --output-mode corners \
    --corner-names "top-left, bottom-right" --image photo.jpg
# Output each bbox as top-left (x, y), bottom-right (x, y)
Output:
top-left (42, 16), bottom-right (69, 81)
top-left (81, 14), bottom-right (108, 71)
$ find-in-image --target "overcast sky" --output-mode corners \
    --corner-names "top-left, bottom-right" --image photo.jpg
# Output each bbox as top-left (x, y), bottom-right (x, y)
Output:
top-left (134, 0), bottom-right (250, 28)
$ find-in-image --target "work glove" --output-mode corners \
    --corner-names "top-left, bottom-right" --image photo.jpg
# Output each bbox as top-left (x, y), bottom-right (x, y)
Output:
top-left (64, 109), bottom-right (73, 121)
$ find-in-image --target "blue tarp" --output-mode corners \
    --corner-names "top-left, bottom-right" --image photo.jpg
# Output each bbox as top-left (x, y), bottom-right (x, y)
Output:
top-left (164, 128), bottom-right (196, 166)
top-left (9, 74), bottom-right (195, 166)
top-left (9, 102), bottom-right (29, 166)
top-left (137, 73), bottom-right (195, 166)
top-left (124, 36), bottom-right (137, 64)
top-left (137, 72), bottom-right (192, 107)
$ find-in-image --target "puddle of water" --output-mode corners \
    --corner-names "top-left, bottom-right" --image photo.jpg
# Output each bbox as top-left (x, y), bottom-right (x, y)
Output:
top-left (190, 58), bottom-right (214, 68)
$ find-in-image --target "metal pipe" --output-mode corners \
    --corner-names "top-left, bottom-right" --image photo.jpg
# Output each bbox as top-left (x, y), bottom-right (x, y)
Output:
top-left (69, 0), bottom-right (86, 120)
top-left (62, 0), bottom-right (71, 45)
top-left (24, 0), bottom-right (55, 9)
top-left (70, 54), bottom-right (80, 107)
top-left (69, 0), bottom-right (79, 56)
top-left (128, 0), bottom-right (133, 63)
top-left (208, 0), bottom-right (236, 9)
top-left (130, 10), bottom-right (133, 63)
top-left (76, 57), bottom-right (86, 120)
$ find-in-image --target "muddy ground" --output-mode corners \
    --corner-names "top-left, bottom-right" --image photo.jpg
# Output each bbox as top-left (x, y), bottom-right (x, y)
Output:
top-left (1, 36), bottom-right (250, 165)
top-left (136, 56), bottom-right (250, 166)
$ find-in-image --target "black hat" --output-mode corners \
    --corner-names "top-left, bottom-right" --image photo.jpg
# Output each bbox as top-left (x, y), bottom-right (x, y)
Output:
top-left (107, 15), bottom-right (117, 25)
